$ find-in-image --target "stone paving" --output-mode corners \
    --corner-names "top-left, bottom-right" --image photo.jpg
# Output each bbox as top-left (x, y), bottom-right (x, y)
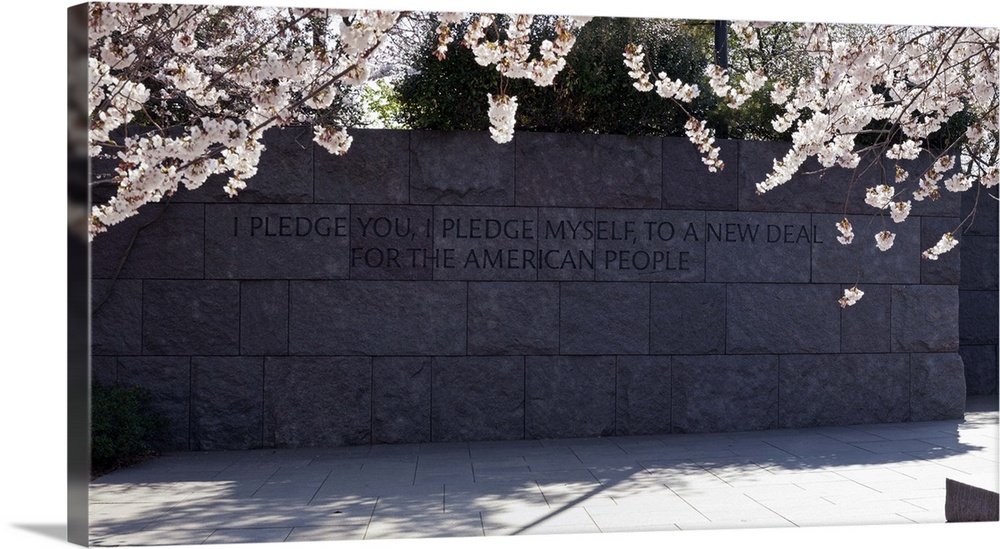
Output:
top-left (89, 397), bottom-right (998, 545)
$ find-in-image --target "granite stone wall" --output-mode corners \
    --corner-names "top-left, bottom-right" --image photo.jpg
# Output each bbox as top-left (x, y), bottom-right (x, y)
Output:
top-left (90, 128), bottom-right (975, 450)
top-left (960, 189), bottom-right (999, 395)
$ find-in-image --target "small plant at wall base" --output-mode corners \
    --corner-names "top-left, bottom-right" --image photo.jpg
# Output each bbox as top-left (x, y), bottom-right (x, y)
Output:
top-left (91, 382), bottom-right (168, 477)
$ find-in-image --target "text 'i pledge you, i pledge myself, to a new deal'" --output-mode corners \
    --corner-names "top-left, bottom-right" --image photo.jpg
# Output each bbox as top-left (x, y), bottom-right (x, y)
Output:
top-left (231, 208), bottom-right (823, 273)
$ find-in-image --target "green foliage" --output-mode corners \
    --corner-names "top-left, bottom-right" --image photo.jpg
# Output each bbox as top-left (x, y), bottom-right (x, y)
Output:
top-left (392, 17), bottom-right (718, 136)
top-left (91, 382), bottom-right (168, 475)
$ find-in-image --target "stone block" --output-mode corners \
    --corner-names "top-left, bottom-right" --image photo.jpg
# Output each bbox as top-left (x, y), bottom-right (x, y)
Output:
top-left (616, 356), bottom-right (671, 436)
top-left (515, 132), bottom-right (661, 208)
top-left (840, 284), bottom-right (891, 353)
top-left (91, 355), bottom-right (117, 386)
top-left (778, 354), bottom-right (911, 428)
top-left (288, 281), bottom-right (467, 356)
top-left (945, 479), bottom-right (1000, 522)
top-left (650, 284), bottom-right (726, 354)
top-left (959, 289), bottom-right (999, 345)
top-left (910, 353), bottom-right (966, 421)
top-left (727, 284), bottom-right (841, 354)
top-left (240, 281), bottom-right (288, 356)
top-left (432, 205), bottom-right (539, 280)
top-left (117, 356), bottom-right (191, 450)
top-left (142, 281), bottom-right (240, 356)
top-left (204, 204), bottom-right (350, 279)
top-left (315, 129), bottom-right (409, 204)
top-left (191, 357), bottom-right (264, 450)
top-left (263, 357), bottom-right (371, 447)
top-left (91, 203), bottom-right (205, 279)
top-left (559, 282), bottom-right (649, 355)
top-left (468, 282), bottom-right (559, 355)
top-left (536, 208), bottom-right (597, 281)
top-left (921, 217), bottom-right (961, 284)
top-left (959, 345), bottom-right (999, 396)
top-left (961, 189), bottom-right (999, 236)
top-left (372, 357), bottom-right (432, 444)
top-left (891, 285), bottom-right (959, 352)
top-left (525, 356), bottom-right (616, 439)
top-left (595, 210), bottom-right (704, 282)
top-left (671, 355), bottom-right (779, 433)
top-left (811, 213), bottom-right (921, 284)
top-left (349, 204), bottom-right (434, 280)
top-left (410, 131), bottom-right (514, 205)
top-left (662, 136), bottom-right (738, 211)
top-left (91, 279), bottom-right (143, 356)
top-left (706, 211), bottom-right (813, 283)
top-left (431, 356), bottom-right (524, 442)
top-left (960, 235), bottom-right (999, 290)
top-left (173, 126), bottom-right (314, 203)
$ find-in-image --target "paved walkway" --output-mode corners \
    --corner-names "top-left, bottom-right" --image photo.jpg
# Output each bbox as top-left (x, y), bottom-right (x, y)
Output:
top-left (90, 397), bottom-right (999, 545)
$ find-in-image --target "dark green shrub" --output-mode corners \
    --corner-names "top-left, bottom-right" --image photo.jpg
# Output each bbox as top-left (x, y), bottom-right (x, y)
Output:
top-left (91, 382), bottom-right (168, 476)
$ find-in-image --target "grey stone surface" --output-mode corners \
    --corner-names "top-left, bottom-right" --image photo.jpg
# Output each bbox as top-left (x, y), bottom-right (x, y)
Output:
top-left (433, 205), bottom-right (539, 280)
top-left (117, 356), bottom-right (191, 450)
top-left (525, 356), bottom-right (616, 439)
top-left (727, 284), bottom-right (841, 354)
top-left (921, 217), bottom-right (961, 284)
top-left (810, 213), bottom-right (921, 284)
top-left (662, 137), bottom-right (739, 211)
top-left (191, 357), bottom-right (264, 450)
top-left (410, 131), bottom-right (514, 205)
top-left (650, 283), bottom-right (726, 354)
top-left (615, 356), bottom-right (671, 436)
top-left (142, 281), bottom-right (240, 356)
top-left (536, 208), bottom-right (597, 281)
top-left (961, 188), bottom-right (999, 235)
top-left (91, 279), bottom-right (143, 356)
top-left (91, 203), bottom-right (205, 279)
top-left (945, 478), bottom-right (1000, 522)
top-left (372, 357), bottom-right (432, 444)
top-left (431, 356), bottom-right (524, 442)
top-left (263, 357), bottom-right (372, 447)
top-left (959, 345), bottom-right (999, 396)
top-left (891, 285), bottom-right (959, 352)
top-left (349, 205), bottom-right (434, 280)
top-left (174, 126), bottom-right (314, 203)
top-left (240, 281), bottom-right (288, 356)
top-left (671, 355), bottom-right (779, 433)
top-left (559, 282), bottom-right (649, 355)
top-left (205, 204), bottom-right (350, 279)
top-left (778, 354), bottom-right (911, 428)
top-left (91, 355), bottom-right (117, 385)
top-left (705, 211), bottom-right (813, 283)
top-left (959, 289), bottom-right (999, 346)
top-left (515, 133), bottom-right (661, 208)
top-left (315, 129), bottom-right (409, 204)
top-left (960, 234), bottom-right (999, 290)
top-left (468, 282), bottom-right (559, 355)
top-left (840, 284), bottom-right (891, 353)
top-left (910, 353), bottom-right (966, 421)
top-left (884, 154), bottom-right (962, 218)
top-left (595, 209), bottom-right (704, 281)
top-left (288, 281), bottom-right (467, 356)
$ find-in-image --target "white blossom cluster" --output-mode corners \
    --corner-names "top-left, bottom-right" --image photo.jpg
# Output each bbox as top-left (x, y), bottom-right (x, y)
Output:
top-left (753, 25), bottom-right (997, 212)
top-left (839, 286), bottom-right (864, 308)
top-left (705, 64), bottom-right (767, 109)
top-left (436, 13), bottom-right (589, 143)
top-left (922, 232), bottom-right (959, 260)
top-left (487, 93), bottom-right (518, 144)
top-left (88, 3), bottom-right (404, 238)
